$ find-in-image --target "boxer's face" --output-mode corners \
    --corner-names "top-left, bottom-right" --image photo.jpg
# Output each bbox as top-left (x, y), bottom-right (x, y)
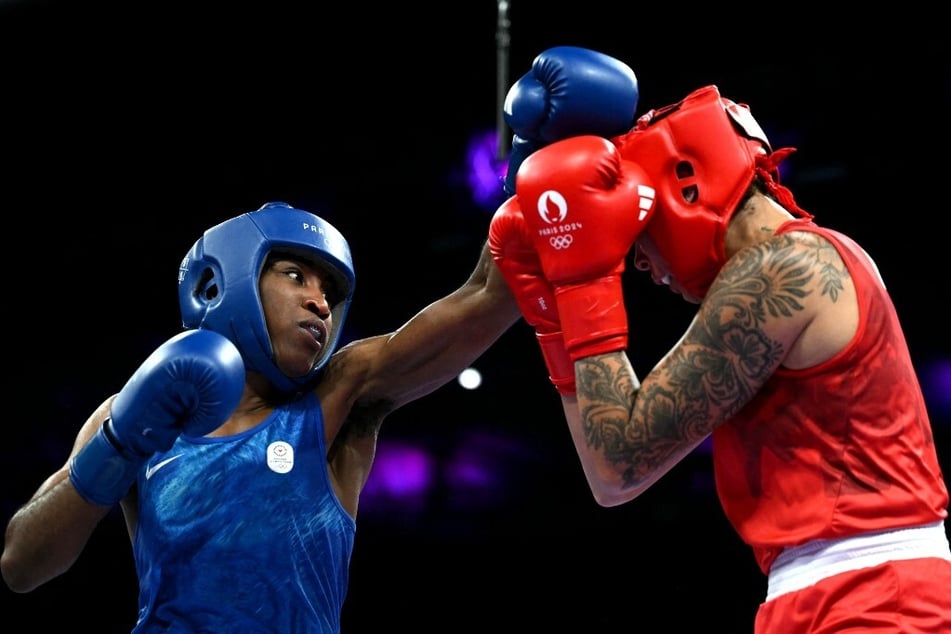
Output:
top-left (634, 234), bottom-right (703, 304)
top-left (259, 253), bottom-right (336, 378)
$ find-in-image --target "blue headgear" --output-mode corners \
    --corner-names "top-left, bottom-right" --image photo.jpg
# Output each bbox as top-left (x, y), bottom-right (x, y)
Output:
top-left (178, 201), bottom-right (355, 394)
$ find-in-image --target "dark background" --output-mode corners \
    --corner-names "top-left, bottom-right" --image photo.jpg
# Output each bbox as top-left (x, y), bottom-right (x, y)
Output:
top-left (2, 1), bottom-right (949, 631)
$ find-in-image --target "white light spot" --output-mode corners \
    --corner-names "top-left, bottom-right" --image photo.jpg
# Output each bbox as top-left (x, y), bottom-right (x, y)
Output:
top-left (457, 367), bottom-right (482, 390)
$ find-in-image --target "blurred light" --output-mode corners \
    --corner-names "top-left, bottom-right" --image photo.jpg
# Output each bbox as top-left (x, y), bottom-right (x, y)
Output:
top-left (923, 357), bottom-right (951, 422)
top-left (458, 367), bottom-right (482, 390)
top-left (359, 426), bottom-right (543, 521)
top-left (442, 429), bottom-right (533, 510)
top-left (464, 128), bottom-right (508, 212)
top-left (696, 435), bottom-right (713, 455)
top-left (362, 443), bottom-right (433, 502)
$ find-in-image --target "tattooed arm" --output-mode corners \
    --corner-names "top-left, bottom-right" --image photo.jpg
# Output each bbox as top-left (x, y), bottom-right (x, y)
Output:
top-left (570, 231), bottom-right (855, 506)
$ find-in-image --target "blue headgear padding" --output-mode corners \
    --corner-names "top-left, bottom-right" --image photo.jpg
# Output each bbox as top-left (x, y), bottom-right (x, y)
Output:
top-left (178, 201), bottom-right (355, 394)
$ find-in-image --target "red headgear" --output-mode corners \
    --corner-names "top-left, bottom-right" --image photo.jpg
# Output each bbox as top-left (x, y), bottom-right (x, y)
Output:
top-left (613, 85), bottom-right (811, 298)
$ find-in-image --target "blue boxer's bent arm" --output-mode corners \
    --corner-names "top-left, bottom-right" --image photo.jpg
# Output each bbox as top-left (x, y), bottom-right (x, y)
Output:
top-left (69, 329), bottom-right (245, 506)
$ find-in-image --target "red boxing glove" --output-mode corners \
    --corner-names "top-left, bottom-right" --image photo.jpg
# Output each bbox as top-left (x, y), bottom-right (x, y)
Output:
top-left (489, 196), bottom-right (575, 394)
top-left (515, 135), bottom-right (656, 360)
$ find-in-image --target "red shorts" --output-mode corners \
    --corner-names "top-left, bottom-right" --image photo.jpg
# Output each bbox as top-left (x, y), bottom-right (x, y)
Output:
top-left (754, 556), bottom-right (951, 633)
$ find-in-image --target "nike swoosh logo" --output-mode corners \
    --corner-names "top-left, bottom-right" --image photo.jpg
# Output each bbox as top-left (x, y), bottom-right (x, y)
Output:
top-left (145, 454), bottom-right (183, 480)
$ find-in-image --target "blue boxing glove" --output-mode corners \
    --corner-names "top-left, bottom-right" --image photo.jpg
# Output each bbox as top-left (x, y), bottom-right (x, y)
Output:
top-left (69, 329), bottom-right (245, 506)
top-left (502, 46), bottom-right (639, 195)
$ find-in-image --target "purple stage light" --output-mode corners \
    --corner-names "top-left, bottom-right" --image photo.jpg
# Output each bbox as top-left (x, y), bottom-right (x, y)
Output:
top-left (924, 357), bottom-right (951, 422)
top-left (362, 442), bottom-right (433, 502)
top-left (464, 128), bottom-right (507, 211)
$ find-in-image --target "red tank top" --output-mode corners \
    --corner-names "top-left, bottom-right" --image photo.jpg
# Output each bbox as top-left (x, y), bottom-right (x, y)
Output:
top-left (712, 220), bottom-right (949, 574)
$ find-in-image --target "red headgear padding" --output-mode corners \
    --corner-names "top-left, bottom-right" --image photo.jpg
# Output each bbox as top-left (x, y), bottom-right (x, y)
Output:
top-left (613, 85), bottom-right (811, 298)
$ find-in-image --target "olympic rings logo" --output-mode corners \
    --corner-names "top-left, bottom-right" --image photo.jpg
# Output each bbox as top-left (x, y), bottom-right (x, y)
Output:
top-left (549, 235), bottom-right (573, 249)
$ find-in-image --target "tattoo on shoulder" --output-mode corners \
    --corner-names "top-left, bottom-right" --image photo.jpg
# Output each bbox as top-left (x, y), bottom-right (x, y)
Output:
top-left (719, 233), bottom-right (848, 305)
top-left (682, 234), bottom-right (845, 405)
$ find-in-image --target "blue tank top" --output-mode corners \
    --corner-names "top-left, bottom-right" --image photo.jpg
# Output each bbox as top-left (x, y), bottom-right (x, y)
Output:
top-left (131, 392), bottom-right (356, 633)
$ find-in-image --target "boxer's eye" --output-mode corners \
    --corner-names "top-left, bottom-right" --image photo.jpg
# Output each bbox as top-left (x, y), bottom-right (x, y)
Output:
top-left (284, 269), bottom-right (303, 283)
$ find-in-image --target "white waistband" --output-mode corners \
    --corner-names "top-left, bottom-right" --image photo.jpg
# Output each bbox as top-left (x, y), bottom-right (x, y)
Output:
top-left (765, 521), bottom-right (951, 602)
